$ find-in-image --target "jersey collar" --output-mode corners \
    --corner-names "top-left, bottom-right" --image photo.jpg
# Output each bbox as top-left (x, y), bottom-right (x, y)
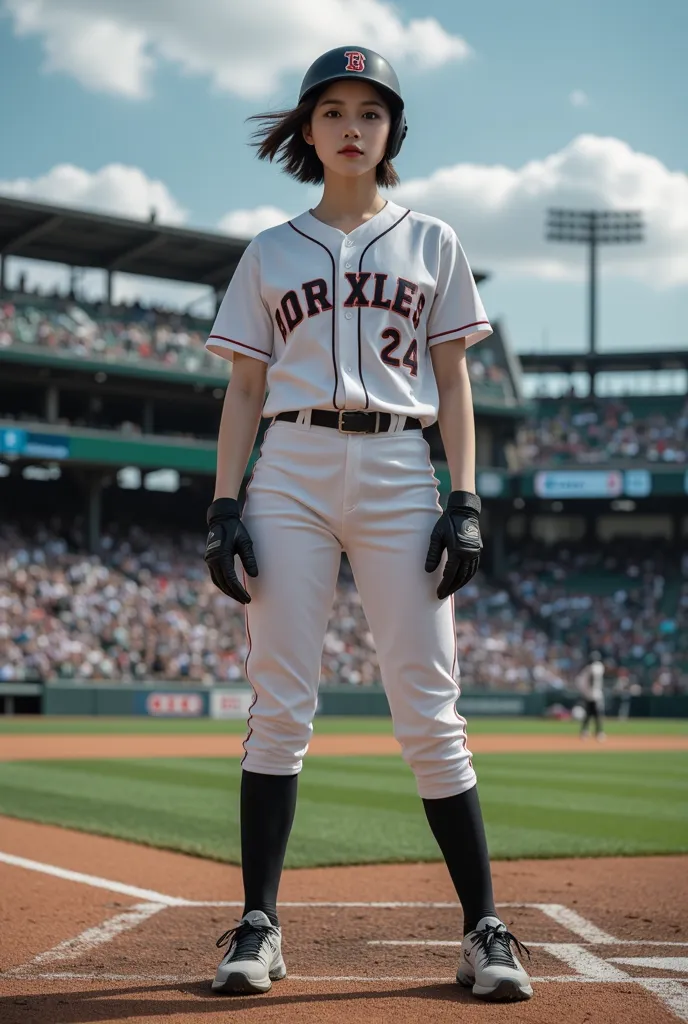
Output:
top-left (290, 200), bottom-right (408, 249)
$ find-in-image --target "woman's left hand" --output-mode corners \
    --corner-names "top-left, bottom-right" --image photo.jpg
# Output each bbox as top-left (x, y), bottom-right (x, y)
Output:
top-left (424, 490), bottom-right (482, 599)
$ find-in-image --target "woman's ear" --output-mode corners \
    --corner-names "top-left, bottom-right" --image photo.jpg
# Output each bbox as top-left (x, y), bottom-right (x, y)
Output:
top-left (302, 121), bottom-right (314, 146)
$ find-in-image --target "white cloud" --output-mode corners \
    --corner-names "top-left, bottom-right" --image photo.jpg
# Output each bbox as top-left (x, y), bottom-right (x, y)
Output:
top-left (570, 89), bottom-right (589, 108)
top-left (212, 136), bottom-right (688, 288)
top-left (0, 163), bottom-right (187, 224)
top-left (218, 205), bottom-right (292, 238)
top-left (2, 0), bottom-right (472, 100)
top-left (392, 135), bottom-right (688, 288)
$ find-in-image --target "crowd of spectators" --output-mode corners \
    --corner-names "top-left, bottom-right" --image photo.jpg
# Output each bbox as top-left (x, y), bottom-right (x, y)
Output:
top-left (0, 295), bottom-right (513, 399)
top-left (514, 397), bottom-right (688, 466)
top-left (507, 544), bottom-right (688, 695)
top-left (2, 523), bottom-right (685, 694)
top-left (0, 298), bottom-right (216, 375)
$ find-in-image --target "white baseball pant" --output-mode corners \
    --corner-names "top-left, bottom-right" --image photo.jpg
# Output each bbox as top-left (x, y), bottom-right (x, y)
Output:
top-left (239, 415), bottom-right (476, 800)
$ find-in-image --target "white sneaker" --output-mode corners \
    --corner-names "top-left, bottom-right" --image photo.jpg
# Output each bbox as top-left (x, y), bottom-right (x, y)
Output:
top-left (596, 732), bottom-right (607, 742)
top-left (457, 915), bottom-right (533, 1002)
top-left (212, 910), bottom-right (287, 994)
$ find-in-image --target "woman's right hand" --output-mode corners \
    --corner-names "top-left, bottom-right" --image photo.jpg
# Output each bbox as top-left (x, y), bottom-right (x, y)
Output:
top-left (204, 497), bottom-right (259, 604)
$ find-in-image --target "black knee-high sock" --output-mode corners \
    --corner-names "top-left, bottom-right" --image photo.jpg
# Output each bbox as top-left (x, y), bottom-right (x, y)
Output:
top-left (241, 769), bottom-right (298, 926)
top-left (422, 784), bottom-right (496, 934)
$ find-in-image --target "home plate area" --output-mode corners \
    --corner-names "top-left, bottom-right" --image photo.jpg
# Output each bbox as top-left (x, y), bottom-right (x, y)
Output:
top-left (7, 901), bottom-right (688, 1020)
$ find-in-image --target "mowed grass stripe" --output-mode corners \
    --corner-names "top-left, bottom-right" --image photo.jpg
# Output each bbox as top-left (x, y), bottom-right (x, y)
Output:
top-left (0, 783), bottom-right (240, 861)
top-left (0, 752), bottom-right (686, 867)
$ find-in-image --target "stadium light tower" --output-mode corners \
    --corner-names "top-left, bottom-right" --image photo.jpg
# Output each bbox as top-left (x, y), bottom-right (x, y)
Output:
top-left (546, 209), bottom-right (644, 355)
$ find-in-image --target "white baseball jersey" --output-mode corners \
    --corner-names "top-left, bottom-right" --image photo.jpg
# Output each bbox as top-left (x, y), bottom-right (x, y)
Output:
top-left (206, 200), bottom-right (491, 428)
top-left (578, 660), bottom-right (605, 704)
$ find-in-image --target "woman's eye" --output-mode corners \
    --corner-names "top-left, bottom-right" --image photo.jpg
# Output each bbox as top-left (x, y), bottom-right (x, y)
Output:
top-left (363, 112), bottom-right (379, 119)
top-left (324, 110), bottom-right (340, 117)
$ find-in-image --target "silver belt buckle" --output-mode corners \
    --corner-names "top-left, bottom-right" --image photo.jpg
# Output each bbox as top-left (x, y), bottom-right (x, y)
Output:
top-left (338, 411), bottom-right (361, 434)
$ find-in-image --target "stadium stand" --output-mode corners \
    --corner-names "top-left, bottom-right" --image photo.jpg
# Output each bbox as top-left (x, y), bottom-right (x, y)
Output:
top-left (1, 200), bottom-right (686, 707)
top-left (2, 523), bottom-right (685, 693)
top-left (514, 395), bottom-right (688, 466)
top-left (0, 294), bottom-right (517, 406)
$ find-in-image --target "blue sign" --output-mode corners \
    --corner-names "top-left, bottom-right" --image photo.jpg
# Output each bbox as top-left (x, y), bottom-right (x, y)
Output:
top-left (0, 428), bottom-right (71, 460)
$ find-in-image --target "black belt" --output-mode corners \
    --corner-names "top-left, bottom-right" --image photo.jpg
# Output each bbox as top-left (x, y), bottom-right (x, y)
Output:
top-left (274, 410), bottom-right (422, 434)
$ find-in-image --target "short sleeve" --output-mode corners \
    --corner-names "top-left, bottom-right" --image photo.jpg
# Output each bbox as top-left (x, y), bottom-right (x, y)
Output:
top-left (205, 239), bottom-right (274, 364)
top-left (427, 229), bottom-right (492, 350)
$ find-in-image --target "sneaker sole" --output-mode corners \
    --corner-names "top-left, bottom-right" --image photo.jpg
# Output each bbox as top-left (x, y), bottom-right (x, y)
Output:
top-left (211, 967), bottom-right (287, 995)
top-left (457, 971), bottom-right (533, 1002)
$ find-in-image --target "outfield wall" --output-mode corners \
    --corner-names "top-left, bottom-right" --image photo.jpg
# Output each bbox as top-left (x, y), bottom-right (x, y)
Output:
top-left (0, 681), bottom-right (682, 718)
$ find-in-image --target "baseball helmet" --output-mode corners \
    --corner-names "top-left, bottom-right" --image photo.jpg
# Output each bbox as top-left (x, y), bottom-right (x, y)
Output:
top-left (298, 46), bottom-right (407, 159)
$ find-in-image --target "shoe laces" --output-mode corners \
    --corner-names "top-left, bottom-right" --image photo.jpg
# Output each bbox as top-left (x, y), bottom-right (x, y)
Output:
top-left (470, 924), bottom-right (531, 968)
top-left (216, 921), bottom-right (275, 962)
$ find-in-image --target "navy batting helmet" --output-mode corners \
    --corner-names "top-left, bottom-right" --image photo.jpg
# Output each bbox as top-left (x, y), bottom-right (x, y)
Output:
top-left (298, 46), bottom-right (407, 159)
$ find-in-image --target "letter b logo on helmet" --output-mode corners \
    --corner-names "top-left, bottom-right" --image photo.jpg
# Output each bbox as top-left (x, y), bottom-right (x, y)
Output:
top-left (344, 50), bottom-right (366, 72)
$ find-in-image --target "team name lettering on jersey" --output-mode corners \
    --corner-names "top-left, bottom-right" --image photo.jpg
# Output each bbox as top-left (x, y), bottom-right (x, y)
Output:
top-left (275, 274), bottom-right (426, 341)
top-left (206, 200), bottom-right (493, 423)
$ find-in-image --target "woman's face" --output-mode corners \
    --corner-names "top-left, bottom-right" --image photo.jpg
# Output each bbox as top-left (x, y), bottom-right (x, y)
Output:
top-left (303, 79), bottom-right (392, 179)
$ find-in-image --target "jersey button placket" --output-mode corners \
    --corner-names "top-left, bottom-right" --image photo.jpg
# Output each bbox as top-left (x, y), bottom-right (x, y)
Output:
top-left (339, 240), bottom-right (362, 408)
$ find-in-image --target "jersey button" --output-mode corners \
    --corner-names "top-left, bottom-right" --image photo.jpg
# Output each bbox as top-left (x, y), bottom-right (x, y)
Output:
top-left (345, 239), bottom-right (354, 247)
top-left (345, 312), bottom-right (353, 320)
top-left (345, 262), bottom-right (352, 269)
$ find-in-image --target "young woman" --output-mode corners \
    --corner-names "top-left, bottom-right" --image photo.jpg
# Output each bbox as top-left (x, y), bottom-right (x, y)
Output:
top-left (203, 46), bottom-right (532, 1003)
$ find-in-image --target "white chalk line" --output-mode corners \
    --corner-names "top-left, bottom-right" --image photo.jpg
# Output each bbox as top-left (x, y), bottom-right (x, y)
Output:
top-left (0, 852), bottom-right (187, 906)
top-left (2, 903), bottom-right (165, 978)
top-left (636, 980), bottom-right (688, 1022)
top-left (3, 850), bottom-right (687, 1021)
top-left (543, 943), bottom-right (630, 981)
top-left (532, 904), bottom-right (618, 944)
top-left (370, 940), bottom-right (688, 948)
top-left (5, 970), bottom-right (688, 986)
top-left (610, 958), bottom-right (688, 972)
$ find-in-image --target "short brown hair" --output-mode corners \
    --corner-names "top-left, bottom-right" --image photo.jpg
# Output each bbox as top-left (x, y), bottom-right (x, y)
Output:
top-left (247, 91), bottom-right (400, 188)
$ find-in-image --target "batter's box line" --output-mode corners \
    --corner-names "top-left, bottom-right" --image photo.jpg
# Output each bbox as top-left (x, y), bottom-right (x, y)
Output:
top-left (1, 903), bottom-right (165, 979)
top-left (5, 970), bottom-right (688, 987)
top-left (370, 940), bottom-right (688, 949)
top-left (5, 848), bottom-right (688, 1020)
top-left (0, 853), bottom-right (630, 945)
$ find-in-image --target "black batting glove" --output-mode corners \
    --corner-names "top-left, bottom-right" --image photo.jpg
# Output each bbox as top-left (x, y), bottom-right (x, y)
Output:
top-left (425, 490), bottom-right (482, 599)
top-left (204, 497), bottom-right (258, 604)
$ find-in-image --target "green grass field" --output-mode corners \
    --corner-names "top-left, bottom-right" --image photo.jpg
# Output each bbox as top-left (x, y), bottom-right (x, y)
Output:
top-left (0, 715), bottom-right (686, 735)
top-left (0, 715), bottom-right (686, 867)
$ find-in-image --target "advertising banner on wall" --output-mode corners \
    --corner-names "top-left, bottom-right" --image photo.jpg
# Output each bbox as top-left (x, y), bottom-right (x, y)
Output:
top-left (135, 691), bottom-right (207, 717)
top-left (0, 427), bottom-right (71, 460)
top-left (534, 470), bottom-right (624, 499)
top-left (533, 469), bottom-right (654, 500)
top-left (210, 688), bottom-right (254, 720)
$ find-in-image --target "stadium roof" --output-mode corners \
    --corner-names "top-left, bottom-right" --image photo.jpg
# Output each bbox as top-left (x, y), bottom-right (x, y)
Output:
top-left (0, 196), bottom-right (247, 291)
top-left (519, 349), bottom-right (688, 374)
top-left (0, 196), bottom-right (487, 290)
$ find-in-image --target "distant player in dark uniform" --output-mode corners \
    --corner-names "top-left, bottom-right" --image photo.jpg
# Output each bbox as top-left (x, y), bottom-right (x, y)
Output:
top-left (577, 652), bottom-right (606, 741)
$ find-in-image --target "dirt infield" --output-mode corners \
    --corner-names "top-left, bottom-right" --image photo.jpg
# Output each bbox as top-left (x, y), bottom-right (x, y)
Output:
top-left (1, 731), bottom-right (687, 1022)
top-left (2, 731), bottom-right (687, 761)
top-left (1, 816), bottom-right (687, 1023)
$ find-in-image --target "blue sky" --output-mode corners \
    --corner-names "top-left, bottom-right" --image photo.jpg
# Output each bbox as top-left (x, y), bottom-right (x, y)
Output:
top-left (0, 0), bottom-right (686, 368)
